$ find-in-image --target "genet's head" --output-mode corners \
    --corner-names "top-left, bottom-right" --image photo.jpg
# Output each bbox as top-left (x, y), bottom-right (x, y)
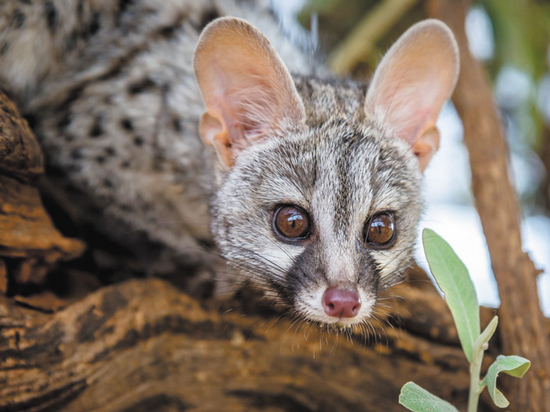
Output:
top-left (193, 18), bottom-right (459, 326)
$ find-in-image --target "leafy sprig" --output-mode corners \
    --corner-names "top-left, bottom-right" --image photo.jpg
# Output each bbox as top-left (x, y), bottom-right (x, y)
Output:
top-left (398, 229), bottom-right (530, 412)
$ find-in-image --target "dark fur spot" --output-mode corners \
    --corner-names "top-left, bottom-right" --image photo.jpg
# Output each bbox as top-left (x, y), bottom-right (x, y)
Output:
top-left (70, 149), bottom-right (83, 160)
top-left (12, 9), bottom-right (25, 29)
top-left (117, 0), bottom-right (135, 24)
top-left (59, 85), bottom-right (84, 112)
top-left (95, 45), bottom-right (146, 83)
top-left (90, 116), bottom-right (104, 137)
top-left (118, 0), bottom-right (135, 14)
top-left (158, 24), bottom-right (177, 38)
top-left (103, 178), bottom-right (114, 188)
top-left (172, 117), bottom-right (182, 132)
top-left (44, 1), bottom-right (58, 32)
top-left (121, 160), bottom-right (130, 168)
top-left (96, 156), bottom-right (105, 164)
top-left (57, 113), bottom-right (71, 131)
top-left (133, 136), bottom-right (144, 146)
top-left (120, 118), bottom-right (133, 131)
top-left (64, 134), bottom-right (75, 142)
top-left (199, 9), bottom-right (220, 30)
top-left (88, 11), bottom-right (101, 35)
top-left (98, 60), bottom-right (125, 80)
top-left (0, 43), bottom-right (9, 56)
top-left (105, 147), bottom-right (116, 156)
top-left (128, 78), bottom-right (155, 95)
top-left (77, 0), bottom-right (84, 17)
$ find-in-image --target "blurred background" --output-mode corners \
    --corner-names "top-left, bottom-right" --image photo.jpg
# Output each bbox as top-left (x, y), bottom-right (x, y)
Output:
top-left (272, 0), bottom-right (550, 315)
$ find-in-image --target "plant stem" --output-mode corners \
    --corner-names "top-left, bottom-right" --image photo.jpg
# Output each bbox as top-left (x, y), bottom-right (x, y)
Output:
top-left (467, 317), bottom-right (499, 412)
top-left (467, 345), bottom-right (484, 412)
top-left (468, 316), bottom-right (498, 412)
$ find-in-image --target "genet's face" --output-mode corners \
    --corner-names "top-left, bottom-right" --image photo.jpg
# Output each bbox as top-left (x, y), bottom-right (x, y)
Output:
top-left (212, 121), bottom-right (423, 327)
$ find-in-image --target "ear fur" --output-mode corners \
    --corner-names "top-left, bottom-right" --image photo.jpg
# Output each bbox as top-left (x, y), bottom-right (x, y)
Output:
top-left (364, 19), bottom-right (459, 171)
top-left (193, 17), bottom-right (306, 167)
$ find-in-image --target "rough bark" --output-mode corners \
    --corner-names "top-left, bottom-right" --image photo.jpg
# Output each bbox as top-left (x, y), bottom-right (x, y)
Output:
top-left (427, 1), bottom-right (550, 410)
top-left (0, 91), bottom-right (85, 288)
top-left (2, 274), bottom-right (507, 412)
top-left (0, 93), bottom-right (43, 181)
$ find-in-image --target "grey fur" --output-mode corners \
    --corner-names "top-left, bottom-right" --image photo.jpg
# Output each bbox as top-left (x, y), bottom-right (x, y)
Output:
top-left (211, 75), bottom-right (423, 325)
top-left (0, 0), bottom-right (448, 327)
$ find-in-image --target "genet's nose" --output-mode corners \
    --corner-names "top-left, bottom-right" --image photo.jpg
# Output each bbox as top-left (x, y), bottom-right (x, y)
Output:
top-left (322, 287), bottom-right (361, 318)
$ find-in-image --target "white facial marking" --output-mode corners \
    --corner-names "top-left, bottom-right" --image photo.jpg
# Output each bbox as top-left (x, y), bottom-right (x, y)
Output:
top-left (260, 245), bottom-right (304, 273)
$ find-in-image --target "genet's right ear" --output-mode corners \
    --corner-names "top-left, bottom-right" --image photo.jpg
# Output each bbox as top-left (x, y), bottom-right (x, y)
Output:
top-left (193, 17), bottom-right (306, 167)
top-left (364, 20), bottom-right (459, 171)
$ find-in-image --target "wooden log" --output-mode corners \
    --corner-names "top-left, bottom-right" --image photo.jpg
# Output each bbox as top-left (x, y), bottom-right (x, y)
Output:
top-left (2, 276), bottom-right (500, 412)
top-left (0, 90), bottom-right (85, 288)
top-left (0, 92), bottom-right (43, 181)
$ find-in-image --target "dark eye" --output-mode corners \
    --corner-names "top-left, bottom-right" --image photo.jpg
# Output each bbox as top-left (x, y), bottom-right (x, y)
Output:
top-left (273, 205), bottom-right (311, 240)
top-left (365, 212), bottom-right (395, 248)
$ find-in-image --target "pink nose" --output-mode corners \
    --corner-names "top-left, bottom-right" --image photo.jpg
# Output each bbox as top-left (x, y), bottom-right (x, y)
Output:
top-left (322, 287), bottom-right (361, 318)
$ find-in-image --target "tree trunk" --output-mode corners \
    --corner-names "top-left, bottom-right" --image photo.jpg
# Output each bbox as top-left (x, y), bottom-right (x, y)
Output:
top-left (427, 1), bottom-right (550, 410)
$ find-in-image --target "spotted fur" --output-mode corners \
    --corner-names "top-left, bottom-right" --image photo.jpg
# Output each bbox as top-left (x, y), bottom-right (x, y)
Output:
top-left (0, 0), bottom-right (312, 273)
top-left (0, 1), bottom-right (456, 326)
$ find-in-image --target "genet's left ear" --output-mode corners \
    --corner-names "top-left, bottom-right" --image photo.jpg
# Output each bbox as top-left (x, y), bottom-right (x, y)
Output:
top-left (364, 19), bottom-right (459, 171)
top-left (193, 17), bottom-right (306, 167)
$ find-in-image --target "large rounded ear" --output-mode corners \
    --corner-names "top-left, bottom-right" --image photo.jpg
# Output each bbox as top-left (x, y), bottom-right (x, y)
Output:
top-left (364, 19), bottom-right (459, 171)
top-left (193, 17), bottom-right (306, 167)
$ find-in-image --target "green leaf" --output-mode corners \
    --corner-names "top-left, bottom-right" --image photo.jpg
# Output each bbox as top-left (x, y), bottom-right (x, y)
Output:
top-left (399, 382), bottom-right (459, 412)
top-left (475, 316), bottom-right (499, 351)
top-left (422, 229), bottom-right (480, 362)
top-left (483, 355), bottom-right (531, 408)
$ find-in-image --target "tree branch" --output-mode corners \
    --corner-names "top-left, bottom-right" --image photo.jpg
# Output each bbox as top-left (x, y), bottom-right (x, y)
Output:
top-left (427, 1), bottom-right (550, 409)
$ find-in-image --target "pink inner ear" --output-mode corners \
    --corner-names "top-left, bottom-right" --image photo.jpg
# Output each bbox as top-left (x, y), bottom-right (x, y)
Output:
top-left (211, 78), bottom-right (283, 148)
top-left (231, 77), bottom-right (283, 141)
top-left (194, 18), bottom-right (305, 166)
top-left (364, 20), bottom-right (458, 170)
top-left (371, 63), bottom-right (453, 145)
top-left (385, 98), bottom-right (434, 146)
